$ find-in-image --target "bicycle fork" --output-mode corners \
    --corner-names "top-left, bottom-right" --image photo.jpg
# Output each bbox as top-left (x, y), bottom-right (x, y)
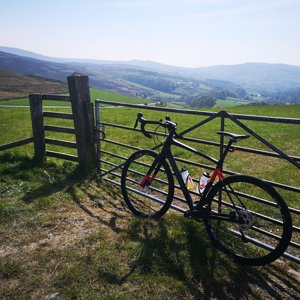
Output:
top-left (139, 156), bottom-right (164, 188)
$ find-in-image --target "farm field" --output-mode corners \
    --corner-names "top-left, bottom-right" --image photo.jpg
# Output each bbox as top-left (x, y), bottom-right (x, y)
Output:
top-left (215, 98), bottom-right (250, 108)
top-left (0, 88), bottom-right (150, 106)
top-left (0, 102), bottom-right (299, 299)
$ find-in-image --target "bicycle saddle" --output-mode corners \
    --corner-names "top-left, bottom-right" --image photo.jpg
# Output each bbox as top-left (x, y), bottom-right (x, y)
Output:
top-left (217, 131), bottom-right (250, 142)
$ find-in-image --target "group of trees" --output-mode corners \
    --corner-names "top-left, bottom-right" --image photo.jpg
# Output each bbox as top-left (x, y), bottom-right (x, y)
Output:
top-left (181, 86), bottom-right (246, 108)
top-left (180, 93), bottom-right (216, 108)
top-left (125, 74), bottom-right (176, 93)
top-left (262, 87), bottom-right (300, 104)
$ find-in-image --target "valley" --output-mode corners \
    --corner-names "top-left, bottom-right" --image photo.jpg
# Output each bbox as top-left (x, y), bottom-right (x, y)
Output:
top-left (0, 46), bottom-right (300, 108)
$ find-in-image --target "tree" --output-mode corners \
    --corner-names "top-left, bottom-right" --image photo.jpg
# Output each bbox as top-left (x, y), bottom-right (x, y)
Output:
top-left (185, 95), bottom-right (216, 108)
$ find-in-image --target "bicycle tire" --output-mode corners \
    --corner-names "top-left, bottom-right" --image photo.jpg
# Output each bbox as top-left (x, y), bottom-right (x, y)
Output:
top-left (121, 150), bottom-right (174, 218)
top-left (204, 175), bottom-right (292, 266)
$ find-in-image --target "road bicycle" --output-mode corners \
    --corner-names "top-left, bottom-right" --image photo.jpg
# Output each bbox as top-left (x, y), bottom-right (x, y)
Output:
top-left (121, 113), bottom-right (292, 266)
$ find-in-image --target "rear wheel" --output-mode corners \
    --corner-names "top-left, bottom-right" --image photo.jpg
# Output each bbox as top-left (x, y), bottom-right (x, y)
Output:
top-left (204, 175), bottom-right (292, 266)
top-left (121, 150), bottom-right (174, 218)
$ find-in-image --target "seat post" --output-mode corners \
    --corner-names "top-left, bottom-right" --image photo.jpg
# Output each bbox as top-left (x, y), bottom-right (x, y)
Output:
top-left (218, 139), bottom-right (234, 167)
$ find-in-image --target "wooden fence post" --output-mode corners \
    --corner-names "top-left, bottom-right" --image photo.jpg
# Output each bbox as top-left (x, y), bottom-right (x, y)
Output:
top-left (67, 73), bottom-right (96, 173)
top-left (29, 94), bottom-right (45, 163)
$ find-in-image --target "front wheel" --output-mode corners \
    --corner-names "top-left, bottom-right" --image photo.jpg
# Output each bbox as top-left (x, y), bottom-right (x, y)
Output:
top-left (121, 150), bottom-right (174, 218)
top-left (204, 175), bottom-right (292, 266)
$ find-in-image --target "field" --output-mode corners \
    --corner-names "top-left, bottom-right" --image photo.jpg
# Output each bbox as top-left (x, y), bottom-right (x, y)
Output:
top-left (0, 88), bottom-right (150, 107)
top-left (215, 98), bottom-right (252, 108)
top-left (0, 102), bottom-right (300, 299)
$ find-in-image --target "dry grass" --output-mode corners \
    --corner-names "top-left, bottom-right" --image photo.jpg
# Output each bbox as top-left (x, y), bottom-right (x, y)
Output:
top-left (0, 70), bottom-right (67, 100)
top-left (0, 154), bottom-right (299, 299)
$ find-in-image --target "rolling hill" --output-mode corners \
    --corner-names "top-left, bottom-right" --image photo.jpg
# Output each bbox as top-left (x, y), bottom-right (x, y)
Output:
top-left (1, 46), bottom-right (300, 104)
top-left (192, 63), bottom-right (300, 92)
top-left (0, 50), bottom-right (225, 101)
top-left (0, 69), bottom-right (67, 100)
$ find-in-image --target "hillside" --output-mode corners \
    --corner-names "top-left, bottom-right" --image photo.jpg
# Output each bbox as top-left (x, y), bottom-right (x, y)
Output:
top-left (0, 50), bottom-right (226, 102)
top-left (0, 70), bottom-right (67, 100)
top-left (193, 63), bottom-right (300, 92)
top-left (0, 51), bottom-right (179, 100)
top-left (1, 46), bottom-right (300, 105)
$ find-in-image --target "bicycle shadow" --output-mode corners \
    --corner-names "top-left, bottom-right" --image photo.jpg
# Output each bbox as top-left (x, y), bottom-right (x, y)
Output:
top-left (67, 181), bottom-right (130, 234)
top-left (118, 214), bottom-right (300, 299)
top-left (1, 152), bottom-right (130, 236)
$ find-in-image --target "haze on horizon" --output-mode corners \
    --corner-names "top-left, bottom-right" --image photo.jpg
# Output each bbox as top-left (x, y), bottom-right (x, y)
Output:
top-left (1, 0), bottom-right (300, 68)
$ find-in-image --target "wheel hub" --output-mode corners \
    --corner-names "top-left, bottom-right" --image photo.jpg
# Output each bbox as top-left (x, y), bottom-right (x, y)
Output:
top-left (237, 210), bottom-right (256, 230)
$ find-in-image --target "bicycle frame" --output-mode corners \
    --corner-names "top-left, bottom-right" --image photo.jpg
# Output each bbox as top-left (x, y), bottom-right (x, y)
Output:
top-left (140, 131), bottom-right (234, 213)
top-left (123, 114), bottom-right (293, 266)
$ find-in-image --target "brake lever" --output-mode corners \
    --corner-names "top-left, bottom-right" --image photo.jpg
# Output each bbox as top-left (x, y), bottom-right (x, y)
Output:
top-left (134, 112), bottom-right (144, 129)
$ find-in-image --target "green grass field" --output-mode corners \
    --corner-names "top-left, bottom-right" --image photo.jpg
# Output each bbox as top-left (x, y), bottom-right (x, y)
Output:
top-left (215, 98), bottom-right (249, 108)
top-left (1, 104), bottom-right (299, 192)
top-left (0, 88), bottom-right (149, 106)
top-left (3, 103), bottom-right (298, 217)
top-left (0, 103), bottom-right (299, 298)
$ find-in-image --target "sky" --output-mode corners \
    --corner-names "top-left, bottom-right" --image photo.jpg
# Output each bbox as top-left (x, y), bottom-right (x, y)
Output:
top-left (1, 0), bottom-right (300, 67)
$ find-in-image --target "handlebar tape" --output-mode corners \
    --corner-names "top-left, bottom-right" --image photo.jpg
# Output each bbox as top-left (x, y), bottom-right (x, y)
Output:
top-left (141, 121), bottom-right (152, 138)
top-left (133, 112), bottom-right (152, 138)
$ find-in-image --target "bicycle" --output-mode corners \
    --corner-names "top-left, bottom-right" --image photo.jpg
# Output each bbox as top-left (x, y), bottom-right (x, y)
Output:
top-left (121, 112), bottom-right (292, 266)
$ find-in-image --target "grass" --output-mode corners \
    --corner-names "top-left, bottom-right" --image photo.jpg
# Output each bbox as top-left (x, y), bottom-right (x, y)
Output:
top-left (0, 153), bottom-right (299, 299)
top-left (90, 88), bottom-right (150, 104)
top-left (0, 103), bottom-right (299, 297)
top-left (0, 97), bottom-right (31, 106)
top-left (215, 98), bottom-right (249, 108)
top-left (123, 80), bottom-right (181, 99)
top-left (0, 88), bottom-right (149, 107)
top-left (1, 103), bottom-right (298, 205)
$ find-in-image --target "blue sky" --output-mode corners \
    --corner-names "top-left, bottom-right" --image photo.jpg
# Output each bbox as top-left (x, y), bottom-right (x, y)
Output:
top-left (1, 0), bottom-right (300, 67)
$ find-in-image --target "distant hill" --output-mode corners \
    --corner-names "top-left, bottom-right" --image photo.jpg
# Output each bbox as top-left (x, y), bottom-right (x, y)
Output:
top-left (0, 46), bottom-right (56, 62)
top-left (0, 50), bottom-right (224, 101)
top-left (1, 46), bottom-right (300, 104)
top-left (192, 63), bottom-right (300, 92)
top-left (0, 69), bottom-right (67, 100)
